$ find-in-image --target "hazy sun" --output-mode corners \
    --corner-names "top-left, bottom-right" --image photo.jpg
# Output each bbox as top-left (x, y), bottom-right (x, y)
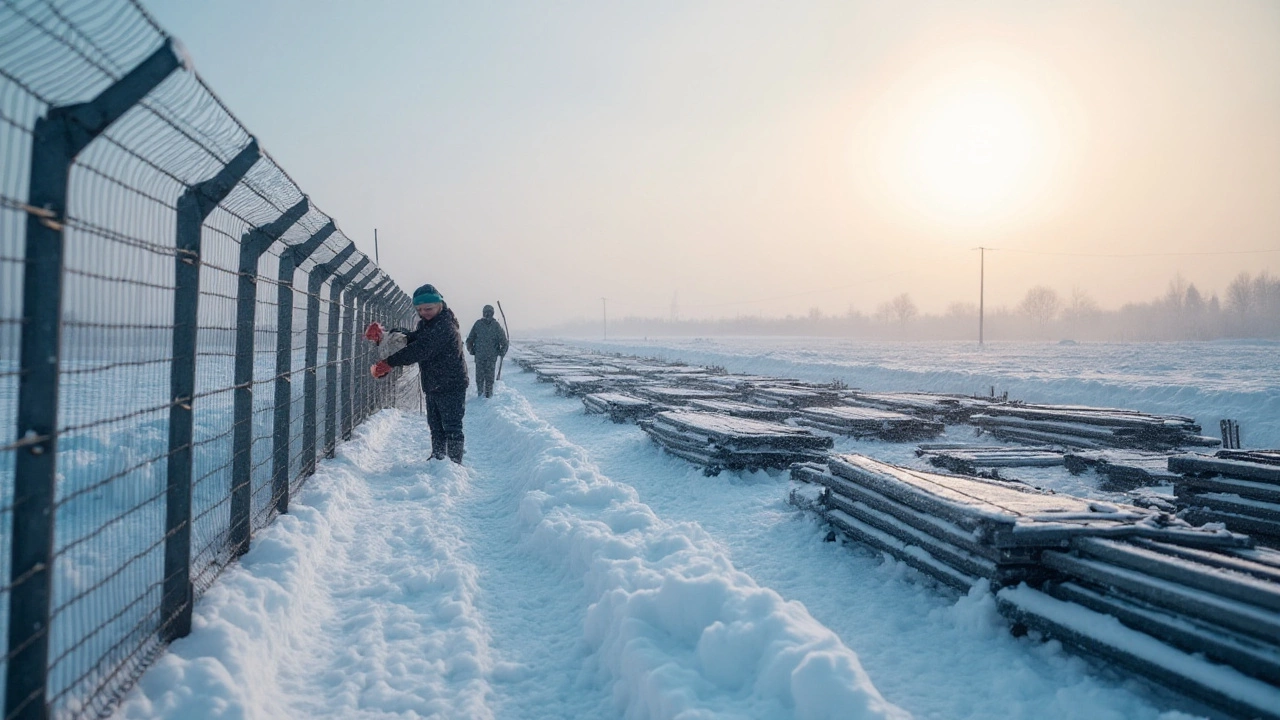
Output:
top-left (861, 48), bottom-right (1065, 230)
top-left (904, 89), bottom-right (1040, 219)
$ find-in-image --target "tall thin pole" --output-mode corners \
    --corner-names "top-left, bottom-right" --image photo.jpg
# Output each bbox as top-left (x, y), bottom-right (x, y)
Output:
top-left (602, 297), bottom-right (607, 340)
top-left (978, 246), bottom-right (985, 347)
top-left (374, 228), bottom-right (379, 265)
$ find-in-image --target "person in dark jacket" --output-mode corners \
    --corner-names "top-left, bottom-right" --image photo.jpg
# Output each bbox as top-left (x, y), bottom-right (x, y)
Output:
top-left (369, 283), bottom-right (469, 463)
top-left (465, 305), bottom-right (508, 398)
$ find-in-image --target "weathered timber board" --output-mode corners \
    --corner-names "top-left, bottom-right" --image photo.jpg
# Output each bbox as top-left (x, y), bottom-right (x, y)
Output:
top-left (996, 585), bottom-right (1280, 720)
top-left (1045, 580), bottom-right (1280, 687)
top-left (1170, 455), bottom-right (1280, 485)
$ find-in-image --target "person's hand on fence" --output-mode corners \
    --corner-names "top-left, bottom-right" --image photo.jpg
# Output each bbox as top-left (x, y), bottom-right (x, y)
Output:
top-left (364, 322), bottom-right (385, 344)
top-left (384, 330), bottom-right (409, 355)
top-left (370, 360), bottom-right (392, 379)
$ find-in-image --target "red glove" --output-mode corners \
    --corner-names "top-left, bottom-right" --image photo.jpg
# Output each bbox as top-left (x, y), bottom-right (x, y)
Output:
top-left (370, 360), bottom-right (392, 379)
top-left (363, 322), bottom-right (385, 344)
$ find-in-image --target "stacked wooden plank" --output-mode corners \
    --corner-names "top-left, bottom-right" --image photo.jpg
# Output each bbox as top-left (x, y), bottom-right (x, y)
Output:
top-left (582, 392), bottom-right (658, 424)
top-left (554, 374), bottom-right (611, 396)
top-left (969, 403), bottom-right (1221, 451)
top-left (685, 398), bottom-right (795, 422)
top-left (1171, 451), bottom-right (1280, 544)
top-left (789, 453), bottom-right (1278, 720)
top-left (915, 444), bottom-right (1064, 475)
top-left (698, 374), bottom-right (788, 391)
top-left (632, 386), bottom-right (739, 406)
top-left (1062, 450), bottom-right (1181, 490)
top-left (748, 383), bottom-right (843, 408)
top-left (789, 454), bottom-right (1233, 593)
top-left (639, 411), bottom-right (832, 475)
top-left (534, 364), bottom-right (602, 383)
top-left (844, 391), bottom-right (997, 423)
top-left (795, 406), bottom-right (944, 441)
top-left (999, 537), bottom-right (1280, 720)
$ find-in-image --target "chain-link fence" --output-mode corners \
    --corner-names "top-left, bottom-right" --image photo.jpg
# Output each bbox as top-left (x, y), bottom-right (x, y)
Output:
top-left (0, 1), bottom-right (422, 717)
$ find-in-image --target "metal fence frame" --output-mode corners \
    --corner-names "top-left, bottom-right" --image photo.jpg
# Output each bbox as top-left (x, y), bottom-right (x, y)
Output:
top-left (0, 2), bottom-right (419, 717)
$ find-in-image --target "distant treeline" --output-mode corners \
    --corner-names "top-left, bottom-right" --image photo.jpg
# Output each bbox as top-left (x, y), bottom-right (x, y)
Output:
top-left (545, 271), bottom-right (1280, 341)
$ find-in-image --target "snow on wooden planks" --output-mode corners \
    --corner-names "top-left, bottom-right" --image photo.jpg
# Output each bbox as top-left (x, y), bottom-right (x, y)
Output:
top-left (970, 402), bottom-right (1221, 451)
top-left (844, 391), bottom-right (998, 423)
top-left (639, 410), bottom-right (831, 475)
top-left (796, 405), bottom-right (944, 441)
top-left (915, 444), bottom-right (1065, 476)
top-left (1008, 535), bottom-right (1280, 720)
top-left (1172, 450), bottom-right (1280, 544)
top-left (1063, 449), bottom-right (1182, 489)
top-left (790, 453), bottom-right (1277, 720)
top-left (747, 383), bottom-right (843, 408)
top-left (632, 386), bottom-right (740, 405)
top-left (582, 392), bottom-right (658, 423)
top-left (684, 398), bottom-right (796, 421)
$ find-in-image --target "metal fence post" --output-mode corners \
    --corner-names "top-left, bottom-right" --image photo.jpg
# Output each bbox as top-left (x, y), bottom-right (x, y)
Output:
top-left (228, 198), bottom-right (308, 556)
top-left (163, 140), bottom-right (261, 644)
top-left (372, 282), bottom-right (399, 414)
top-left (325, 258), bottom-right (369, 456)
top-left (302, 243), bottom-right (354, 476)
top-left (363, 279), bottom-right (394, 420)
top-left (6, 41), bottom-right (183, 720)
top-left (343, 271), bottom-right (379, 440)
top-left (353, 272), bottom-right (381, 430)
top-left (270, 221), bottom-right (334, 514)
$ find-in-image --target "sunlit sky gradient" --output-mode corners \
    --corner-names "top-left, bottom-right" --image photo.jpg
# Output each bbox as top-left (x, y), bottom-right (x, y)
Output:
top-left (144, 0), bottom-right (1280, 329)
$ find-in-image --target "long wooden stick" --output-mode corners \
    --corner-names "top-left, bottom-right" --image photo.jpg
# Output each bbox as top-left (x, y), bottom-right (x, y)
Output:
top-left (496, 300), bottom-right (509, 380)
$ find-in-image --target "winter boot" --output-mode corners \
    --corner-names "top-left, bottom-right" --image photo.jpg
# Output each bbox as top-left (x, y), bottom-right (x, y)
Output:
top-left (447, 443), bottom-right (464, 465)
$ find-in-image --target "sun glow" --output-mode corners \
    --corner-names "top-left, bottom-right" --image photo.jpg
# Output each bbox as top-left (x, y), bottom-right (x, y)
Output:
top-left (904, 89), bottom-right (1040, 218)
top-left (861, 49), bottom-right (1066, 230)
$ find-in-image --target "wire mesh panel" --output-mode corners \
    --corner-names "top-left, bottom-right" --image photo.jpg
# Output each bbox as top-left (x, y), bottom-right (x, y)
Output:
top-left (0, 1), bottom-right (408, 716)
top-left (0, 67), bottom-right (36, 714)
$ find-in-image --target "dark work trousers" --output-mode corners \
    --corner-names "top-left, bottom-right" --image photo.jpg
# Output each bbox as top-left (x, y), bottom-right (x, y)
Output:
top-left (475, 355), bottom-right (499, 398)
top-left (425, 389), bottom-right (466, 462)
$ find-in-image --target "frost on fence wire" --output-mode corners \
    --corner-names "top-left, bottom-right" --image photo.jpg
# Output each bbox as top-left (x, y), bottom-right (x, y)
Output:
top-left (0, 0), bottom-right (414, 717)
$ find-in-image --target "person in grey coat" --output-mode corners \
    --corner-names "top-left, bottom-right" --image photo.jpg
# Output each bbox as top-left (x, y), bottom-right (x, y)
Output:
top-left (465, 305), bottom-right (508, 398)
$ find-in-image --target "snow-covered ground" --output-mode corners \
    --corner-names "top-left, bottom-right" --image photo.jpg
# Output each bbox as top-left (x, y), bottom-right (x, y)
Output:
top-left (112, 338), bottom-right (1272, 719)
top-left (569, 338), bottom-right (1280, 449)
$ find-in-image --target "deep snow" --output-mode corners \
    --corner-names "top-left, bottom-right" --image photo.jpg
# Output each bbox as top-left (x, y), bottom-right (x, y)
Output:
top-left (109, 338), bottom-right (1269, 719)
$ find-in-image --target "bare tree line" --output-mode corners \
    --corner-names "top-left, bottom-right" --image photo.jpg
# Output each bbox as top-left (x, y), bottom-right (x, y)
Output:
top-left (545, 271), bottom-right (1280, 341)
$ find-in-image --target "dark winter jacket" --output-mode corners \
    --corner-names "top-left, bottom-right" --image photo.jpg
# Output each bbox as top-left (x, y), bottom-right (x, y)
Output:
top-left (385, 305), bottom-right (469, 394)
top-left (465, 317), bottom-right (508, 360)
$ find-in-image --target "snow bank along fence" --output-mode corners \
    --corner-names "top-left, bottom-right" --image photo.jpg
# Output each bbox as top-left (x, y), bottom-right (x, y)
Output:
top-left (0, 3), bottom-right (421, 717)
top-left (517, 342), bottom-right (1280, 719)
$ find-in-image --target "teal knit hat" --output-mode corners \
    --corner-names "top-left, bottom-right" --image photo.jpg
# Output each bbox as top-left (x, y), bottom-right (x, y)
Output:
top-left (412, 283), bottom-right (443, 305)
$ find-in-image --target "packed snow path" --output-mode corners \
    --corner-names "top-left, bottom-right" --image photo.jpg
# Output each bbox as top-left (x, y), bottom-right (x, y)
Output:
top-left (117, 369), bottom-right (1206, 719)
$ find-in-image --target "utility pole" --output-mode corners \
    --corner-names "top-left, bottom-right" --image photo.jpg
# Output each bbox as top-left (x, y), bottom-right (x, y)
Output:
top-left (978, 246), bottom-right (985, 347)
top-left (602, 297), bottom-right (607, 340)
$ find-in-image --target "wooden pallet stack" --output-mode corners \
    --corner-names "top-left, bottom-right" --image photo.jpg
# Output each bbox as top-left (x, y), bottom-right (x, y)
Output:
top-left (632, 386), bottom-right (740, 406)
top-left (915, 444), bottom-right (1065, 476)
top-left (843, 391), bottom-right (997, 424)
top-left (789, 454), bottom-right (1224, 592)
top-left (553, 374), bottom-right (612, 396)
top-left (748, 383), bottom-right (843, 409)
top-left (582, 392), bottom-right (658, 423)
top-left (1062, 449), bottom-right (1181, 489)
top-left (790, 453), bottom-right (1279, 720)
top-left (639, 410), bottom-right (832, 475)
top-left (684, 398), bottom-right (796, 422)
top-left (795, 406), bottom-right (944, 441)
top-left (1171, 450), bottom-right (1280, 544)
top-left (969, 404), bottom-right (1221, 451)
top-left (999, 536), bottom-right (1280, 720)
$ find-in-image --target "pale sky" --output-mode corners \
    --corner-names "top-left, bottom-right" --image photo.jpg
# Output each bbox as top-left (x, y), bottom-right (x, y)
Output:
top-left (144, 0), bottom-right (1280, 328)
